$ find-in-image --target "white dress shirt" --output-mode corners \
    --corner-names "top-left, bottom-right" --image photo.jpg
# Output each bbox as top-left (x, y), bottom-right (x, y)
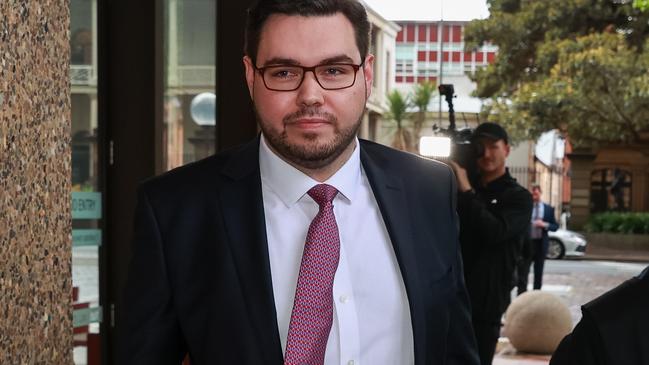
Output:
top-left (259, 135), bottom-right (414, 365)
top-left (531, 201), bottom-right (545, 239)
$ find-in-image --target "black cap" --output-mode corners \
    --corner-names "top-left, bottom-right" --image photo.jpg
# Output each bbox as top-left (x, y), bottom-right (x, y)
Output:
top-left (472, 122), bottom-right (508, 144)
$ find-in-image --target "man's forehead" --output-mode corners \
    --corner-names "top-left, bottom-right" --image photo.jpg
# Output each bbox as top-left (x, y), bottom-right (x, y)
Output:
top-left (256, 13), bottom-right (360, 64)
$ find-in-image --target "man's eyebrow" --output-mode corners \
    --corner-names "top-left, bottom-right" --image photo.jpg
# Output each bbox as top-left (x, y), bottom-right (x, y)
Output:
top-left (261, 57), bottom-right (301, 67)
top-left (318, 55), bottom-right (357, 64)
top-left (260, 55), bottom-right (358, 67)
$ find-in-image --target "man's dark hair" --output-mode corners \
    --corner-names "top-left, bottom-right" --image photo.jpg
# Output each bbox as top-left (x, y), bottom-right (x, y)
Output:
top-left (531, 184), bottom-right (542, 193)
top-left (245, 0), bottom-right (371, 65)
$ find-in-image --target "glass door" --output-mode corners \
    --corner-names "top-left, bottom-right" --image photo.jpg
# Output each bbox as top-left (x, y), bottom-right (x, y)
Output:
top-left (71, 0), bottom-right (103, 363)
top-left (163, 0), bottom-right (217, 171)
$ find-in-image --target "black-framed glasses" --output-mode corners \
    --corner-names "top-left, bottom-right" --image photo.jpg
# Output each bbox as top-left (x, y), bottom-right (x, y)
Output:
top-left (254, 62), bottom-right (364, 91)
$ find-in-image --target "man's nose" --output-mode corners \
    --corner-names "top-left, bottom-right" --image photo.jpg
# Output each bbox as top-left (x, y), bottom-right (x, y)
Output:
top-left (481, 147), bottom-right (493, 158)
top-left (296, 71), bottom-right (324, 107)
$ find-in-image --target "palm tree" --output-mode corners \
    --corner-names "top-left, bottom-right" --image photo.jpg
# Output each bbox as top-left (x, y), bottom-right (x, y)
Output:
top-left (411, 80), bottom-right (436, 150)
top-left (386, 89), bottom-right (412, 152)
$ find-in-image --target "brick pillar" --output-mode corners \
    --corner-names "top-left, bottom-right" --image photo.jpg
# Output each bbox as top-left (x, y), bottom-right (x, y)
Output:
top-left (567, 150), bottom-right (596, 230)
top-left (0, 0), bottom-right (72, 362)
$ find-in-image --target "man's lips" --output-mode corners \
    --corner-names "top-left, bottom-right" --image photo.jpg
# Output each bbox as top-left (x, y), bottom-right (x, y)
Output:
top-left (288, 118), bottom-right (331, 129)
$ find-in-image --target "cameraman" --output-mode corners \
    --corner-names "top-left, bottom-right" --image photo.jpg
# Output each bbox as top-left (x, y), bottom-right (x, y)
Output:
top-left (449, 122), bottom-right (533, 365)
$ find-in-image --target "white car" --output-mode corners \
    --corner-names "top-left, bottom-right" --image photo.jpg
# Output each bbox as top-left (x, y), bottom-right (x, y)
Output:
top-left (546, 229), bottom-right (587, 259)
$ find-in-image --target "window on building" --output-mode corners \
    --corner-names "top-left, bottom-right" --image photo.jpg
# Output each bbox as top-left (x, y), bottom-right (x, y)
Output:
top-left (452, 25), bottom-right (462, 43)
top-left (417, 65), bottom-right (428, 77)
top-left (406, 24), bottom-right (416, 42)
top-left (396, 60), bottom-right (414, 75)
top-left (591, 168), bottom-right (632, 213)
top-left (418, 24), bottom-right (427, 42)
top-left (396, 44), bottom-right (415, 61)
top-left (442, 24), bottom-right (450, 42)
top-left (429, 24), bottom-right (438, 42)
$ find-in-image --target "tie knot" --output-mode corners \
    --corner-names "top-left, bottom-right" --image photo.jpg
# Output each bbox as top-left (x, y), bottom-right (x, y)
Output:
top-left (307, 184), bottom-right (338, 207)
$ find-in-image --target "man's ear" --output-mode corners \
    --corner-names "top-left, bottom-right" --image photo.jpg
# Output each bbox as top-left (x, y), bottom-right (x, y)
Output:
top-left (504, 143), bottom-right (511, 157)
top-left (362, 54), bottom-right (375, 100)
top-left (243, 56), bottom-right (255, 100)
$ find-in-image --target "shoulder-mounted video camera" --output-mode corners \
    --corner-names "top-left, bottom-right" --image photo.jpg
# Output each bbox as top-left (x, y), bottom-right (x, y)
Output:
top-left (433, 84), bottom-right (483, 172)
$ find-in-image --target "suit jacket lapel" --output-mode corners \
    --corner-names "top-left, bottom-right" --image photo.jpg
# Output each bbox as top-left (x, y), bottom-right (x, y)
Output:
top-left (360, 144), bottom-right (428, 364)
top-left (218, 138), bottom-right (283, 364)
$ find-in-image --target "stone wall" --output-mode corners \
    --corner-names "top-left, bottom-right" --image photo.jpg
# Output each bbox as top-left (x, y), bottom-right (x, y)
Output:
top-left (567, 151), bottom-right (596, 230)
top-left (586, 233), bottom-right (649, 252)
top-left (0, 1), bottom-right (72, 363)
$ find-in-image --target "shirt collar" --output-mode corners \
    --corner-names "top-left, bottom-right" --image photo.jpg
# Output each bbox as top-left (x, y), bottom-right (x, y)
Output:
top-left (259, 134), bottom-right (360, 207)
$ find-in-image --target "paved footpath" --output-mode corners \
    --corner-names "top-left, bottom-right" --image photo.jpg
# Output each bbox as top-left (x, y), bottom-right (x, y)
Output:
top-left (493, 258), bottom-right (648, 365)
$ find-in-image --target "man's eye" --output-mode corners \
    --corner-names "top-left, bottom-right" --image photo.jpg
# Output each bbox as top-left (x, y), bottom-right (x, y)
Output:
top-left (320, 66), bottom-right (349, 77)
top-left (326, 68), bottom-right (343, 75)
top-left (269, 69), bottom-right (299, 79)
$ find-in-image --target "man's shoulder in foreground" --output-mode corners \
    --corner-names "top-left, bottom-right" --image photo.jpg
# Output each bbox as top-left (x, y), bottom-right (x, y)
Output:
top-left (584, 265), bottom-right (649, 322)
top-left (551, 266), bottom-right (649, 365)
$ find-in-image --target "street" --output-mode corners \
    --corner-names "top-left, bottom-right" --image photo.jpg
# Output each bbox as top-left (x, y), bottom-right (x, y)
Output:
top-left (495, 259), bottom-right (648, 364)
top-left (528, 259), bottom-right (647, 324)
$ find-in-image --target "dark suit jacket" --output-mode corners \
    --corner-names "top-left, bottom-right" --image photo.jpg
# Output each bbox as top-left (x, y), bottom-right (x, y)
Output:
top-left (550, 266), bottom-right (649, 365)
top-left (520, 203), bottom-right (559, 267)
top-left (536, 203), bottom-right (559, 246)
top-left (118, 138), bottom-right (479, 365)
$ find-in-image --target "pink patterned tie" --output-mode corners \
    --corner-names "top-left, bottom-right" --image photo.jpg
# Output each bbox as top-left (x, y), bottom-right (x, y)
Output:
top-left (284, 184), bottom-right (340, 365)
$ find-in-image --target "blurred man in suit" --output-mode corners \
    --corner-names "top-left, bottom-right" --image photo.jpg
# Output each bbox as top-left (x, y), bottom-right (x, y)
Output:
top-left (517, 184), bottom-right (559, 294)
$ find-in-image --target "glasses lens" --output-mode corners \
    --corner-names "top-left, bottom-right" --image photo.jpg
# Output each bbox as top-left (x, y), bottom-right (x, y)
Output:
top-left (315, 64), bottom-right (356, 89)
top-left (262, 66), bottom-right (303, 91)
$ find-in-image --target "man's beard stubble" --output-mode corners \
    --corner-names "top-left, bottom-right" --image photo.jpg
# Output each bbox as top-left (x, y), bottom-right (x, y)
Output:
top-left (256, 106), bottom-right (363, 170)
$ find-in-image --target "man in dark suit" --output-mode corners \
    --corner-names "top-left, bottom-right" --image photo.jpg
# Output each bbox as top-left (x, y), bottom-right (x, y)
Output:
top-left (550, 265), bottom-right (649, 365)
top-left (517, 184), bottom-right (559, 294)
top-left (118, 0), bottom-right (479, 364)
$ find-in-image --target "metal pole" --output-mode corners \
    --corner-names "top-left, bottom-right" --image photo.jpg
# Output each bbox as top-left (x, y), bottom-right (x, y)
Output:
top-left (438, 0), bottom-right (444, 126)
top-left (550, 131), bottom-right (556, 208)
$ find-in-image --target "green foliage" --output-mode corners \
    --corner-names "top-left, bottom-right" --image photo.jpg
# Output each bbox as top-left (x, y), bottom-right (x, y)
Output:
top-left (386, 89), bottom-right (412, 151)
top-left (411, 80), bottom-right (436, 148)
top-left (585, 212), bottom-right (649, 234)
top-left (482, 33), bottom-right (649, 145)
top-left (465, 0), bottom-right (649, 146)
top-left (412, 80), bottom-right (436, 112)
top-left (386, 89), bottom-right (409, 129)
top-left (635, 0), bottom-right (649, 11)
